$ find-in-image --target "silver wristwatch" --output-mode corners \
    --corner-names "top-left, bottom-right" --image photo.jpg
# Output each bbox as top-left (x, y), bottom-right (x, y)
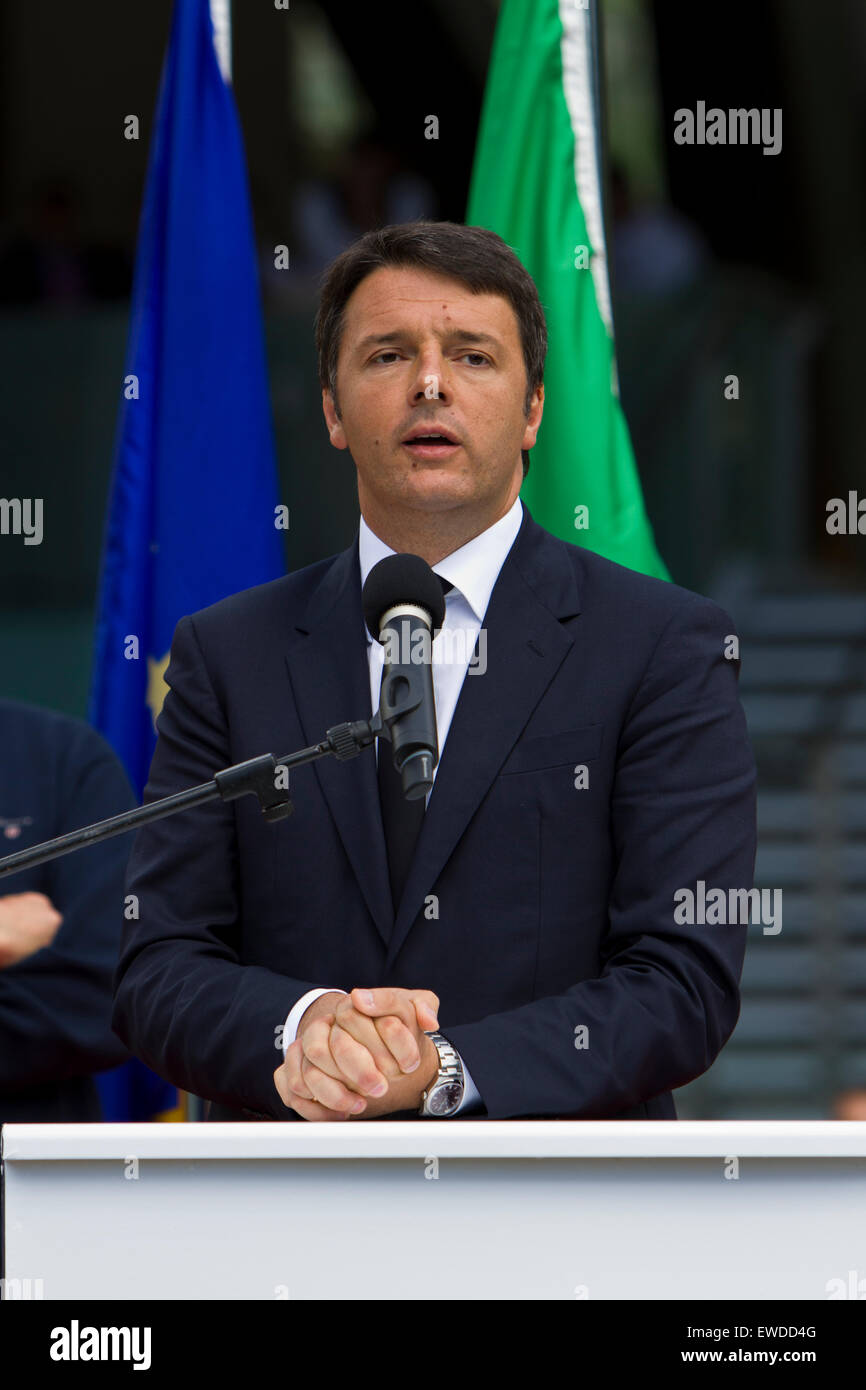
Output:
top-left (418, 1031), bottom-right (464, 1117)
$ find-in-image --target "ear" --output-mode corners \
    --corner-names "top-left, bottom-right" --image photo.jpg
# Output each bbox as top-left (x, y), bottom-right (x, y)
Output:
top-left (521, 383), bottom-right (544, 452)
top-left (322, 388), bottom-right (348, 450)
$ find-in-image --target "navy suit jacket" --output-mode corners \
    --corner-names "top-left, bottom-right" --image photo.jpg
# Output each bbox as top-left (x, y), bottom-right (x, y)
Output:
top-left (0, 699), bottom-right (133, 1123)
top-left (112, 507), bottom-right (757, 1122)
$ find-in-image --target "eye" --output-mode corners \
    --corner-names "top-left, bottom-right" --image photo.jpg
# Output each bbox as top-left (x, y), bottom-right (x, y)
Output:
top-left (460, 353), bottom-right (489, 366)
top-left (370, 351), bottom-right (401, 364)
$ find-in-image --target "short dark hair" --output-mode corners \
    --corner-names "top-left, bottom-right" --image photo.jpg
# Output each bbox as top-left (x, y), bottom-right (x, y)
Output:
top-left (314, 220), bottom-right (547, 477)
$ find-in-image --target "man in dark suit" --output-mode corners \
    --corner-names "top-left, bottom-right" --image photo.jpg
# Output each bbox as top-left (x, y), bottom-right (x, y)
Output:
top-left (0, 698), bottom-right (133, 1122)
top-left (112, 220), bottom-right (756, 1123)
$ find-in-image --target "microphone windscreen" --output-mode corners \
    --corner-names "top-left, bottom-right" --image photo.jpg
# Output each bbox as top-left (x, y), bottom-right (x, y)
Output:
top-left (362, 553), bottom-right (446, 640)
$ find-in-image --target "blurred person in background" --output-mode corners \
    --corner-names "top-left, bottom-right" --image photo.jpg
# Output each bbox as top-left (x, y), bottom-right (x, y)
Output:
top-left (265, 130), bottom-right (436, 298)
top-left (0, 176), bottom-right (131, 307)
top-left (610, 161), bottom-right (710, 298)
top-left (0, 698), bottom-right (134, 1123)
top-left (831, 1089), bottom-right (866, 1120)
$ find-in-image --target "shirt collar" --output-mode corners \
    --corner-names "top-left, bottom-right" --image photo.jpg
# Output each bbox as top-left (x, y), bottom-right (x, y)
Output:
top-left (358, 496), bottom-right (523, 632)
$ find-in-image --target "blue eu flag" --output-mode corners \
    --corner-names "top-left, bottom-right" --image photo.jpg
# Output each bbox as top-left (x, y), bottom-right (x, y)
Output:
top-left (89, 0), bottom-right (285, 1120)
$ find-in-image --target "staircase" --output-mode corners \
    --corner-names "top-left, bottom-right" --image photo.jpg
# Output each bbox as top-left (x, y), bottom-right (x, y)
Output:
top-left (675, 584), bottom-right (866, 1118)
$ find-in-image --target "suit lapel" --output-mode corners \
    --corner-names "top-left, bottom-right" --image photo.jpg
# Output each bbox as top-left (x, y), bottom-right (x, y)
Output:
top-left (384, 508), bottom-right (582, 970)
top-left (284, 536), bottom-right (394, 946)
top-left (284, 510), bottom-right (583, 964)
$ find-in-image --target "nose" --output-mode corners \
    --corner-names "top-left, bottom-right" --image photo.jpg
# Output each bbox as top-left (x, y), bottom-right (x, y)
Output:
top-left (409, 347), bottom-right (450, 404)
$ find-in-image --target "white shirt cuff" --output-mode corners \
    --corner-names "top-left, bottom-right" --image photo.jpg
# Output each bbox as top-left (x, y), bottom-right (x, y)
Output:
top-left (451, 1055), bottom-right (483, 1113)
top-left (282, 987), bottom-right (347, 1058)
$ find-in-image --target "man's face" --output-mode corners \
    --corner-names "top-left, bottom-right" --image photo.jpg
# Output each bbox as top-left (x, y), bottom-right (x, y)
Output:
top-left (322, 266), bottom-right (543, 521)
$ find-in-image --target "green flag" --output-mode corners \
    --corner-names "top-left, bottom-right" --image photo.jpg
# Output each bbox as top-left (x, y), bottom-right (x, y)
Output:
top-left (467, 0), bottom-right (668, 579)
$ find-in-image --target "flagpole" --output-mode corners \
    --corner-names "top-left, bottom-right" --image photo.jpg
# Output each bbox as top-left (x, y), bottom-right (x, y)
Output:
top-left (209, 0), bottom-right (232, 83)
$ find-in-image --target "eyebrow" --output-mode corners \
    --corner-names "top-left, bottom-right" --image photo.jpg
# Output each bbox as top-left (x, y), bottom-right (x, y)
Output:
top-left (354, 329), bottom-right (503, 354)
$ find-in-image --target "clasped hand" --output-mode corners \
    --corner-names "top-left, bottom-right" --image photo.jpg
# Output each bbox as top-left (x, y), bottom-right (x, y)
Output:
top-left (274, 987), bottom-right (441, 1121)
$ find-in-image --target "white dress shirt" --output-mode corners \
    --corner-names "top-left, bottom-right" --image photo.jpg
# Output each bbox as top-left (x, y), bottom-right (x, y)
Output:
top-left (281, 496), bottom-right (525, 1116)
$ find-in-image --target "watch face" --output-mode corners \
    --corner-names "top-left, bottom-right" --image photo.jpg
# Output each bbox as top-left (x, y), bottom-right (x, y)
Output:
top-left (429, 1082), bottom-right (463, 1116)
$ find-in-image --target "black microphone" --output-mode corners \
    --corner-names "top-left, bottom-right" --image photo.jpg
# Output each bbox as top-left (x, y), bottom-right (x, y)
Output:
top-left (362, 554), bottom-right (445, 800)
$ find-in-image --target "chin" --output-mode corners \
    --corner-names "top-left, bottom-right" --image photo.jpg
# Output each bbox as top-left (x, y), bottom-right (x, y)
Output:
top-left (404, 484), bottom-right (473, 511)
top-left (403, 468), bottom-right (472, 495)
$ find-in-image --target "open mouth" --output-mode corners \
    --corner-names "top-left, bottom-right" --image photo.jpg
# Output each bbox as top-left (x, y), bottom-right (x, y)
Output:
top-left (402, 435), bottom-right (461, 458)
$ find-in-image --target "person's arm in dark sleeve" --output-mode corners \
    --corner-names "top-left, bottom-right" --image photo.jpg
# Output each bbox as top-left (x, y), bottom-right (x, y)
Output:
top-left (111, 615), bottom-right (329, 1119)
top-left (443, 594), bottom-right (758, 1119)
top-left (0, 732), bottom-right (135, 1090)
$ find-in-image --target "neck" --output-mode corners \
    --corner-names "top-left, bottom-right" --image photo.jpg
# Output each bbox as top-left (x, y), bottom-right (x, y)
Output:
top-left (360, 491), bottom-right (521, 567)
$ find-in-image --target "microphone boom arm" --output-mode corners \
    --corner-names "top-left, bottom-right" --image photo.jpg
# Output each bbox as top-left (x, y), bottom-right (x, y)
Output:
top-left (0, 714), bottom-right (385, 881)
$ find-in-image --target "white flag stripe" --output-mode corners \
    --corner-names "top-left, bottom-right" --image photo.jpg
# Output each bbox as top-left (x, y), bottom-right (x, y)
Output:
top-left (558, 0), bottom-right (614, 339)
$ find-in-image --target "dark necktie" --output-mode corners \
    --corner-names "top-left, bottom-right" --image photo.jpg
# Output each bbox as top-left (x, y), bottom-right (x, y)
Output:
top-left (377, 575), bottom-right (452, 916)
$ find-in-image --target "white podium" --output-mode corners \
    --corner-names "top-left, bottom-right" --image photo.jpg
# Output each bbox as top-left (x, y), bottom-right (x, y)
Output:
top-left (3, 1121), bottom-right (866, 1300)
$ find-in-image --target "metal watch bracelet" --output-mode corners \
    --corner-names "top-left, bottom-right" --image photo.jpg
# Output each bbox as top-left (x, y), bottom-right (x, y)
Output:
top-left (418, 1031), bottom-right (465, 1117)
